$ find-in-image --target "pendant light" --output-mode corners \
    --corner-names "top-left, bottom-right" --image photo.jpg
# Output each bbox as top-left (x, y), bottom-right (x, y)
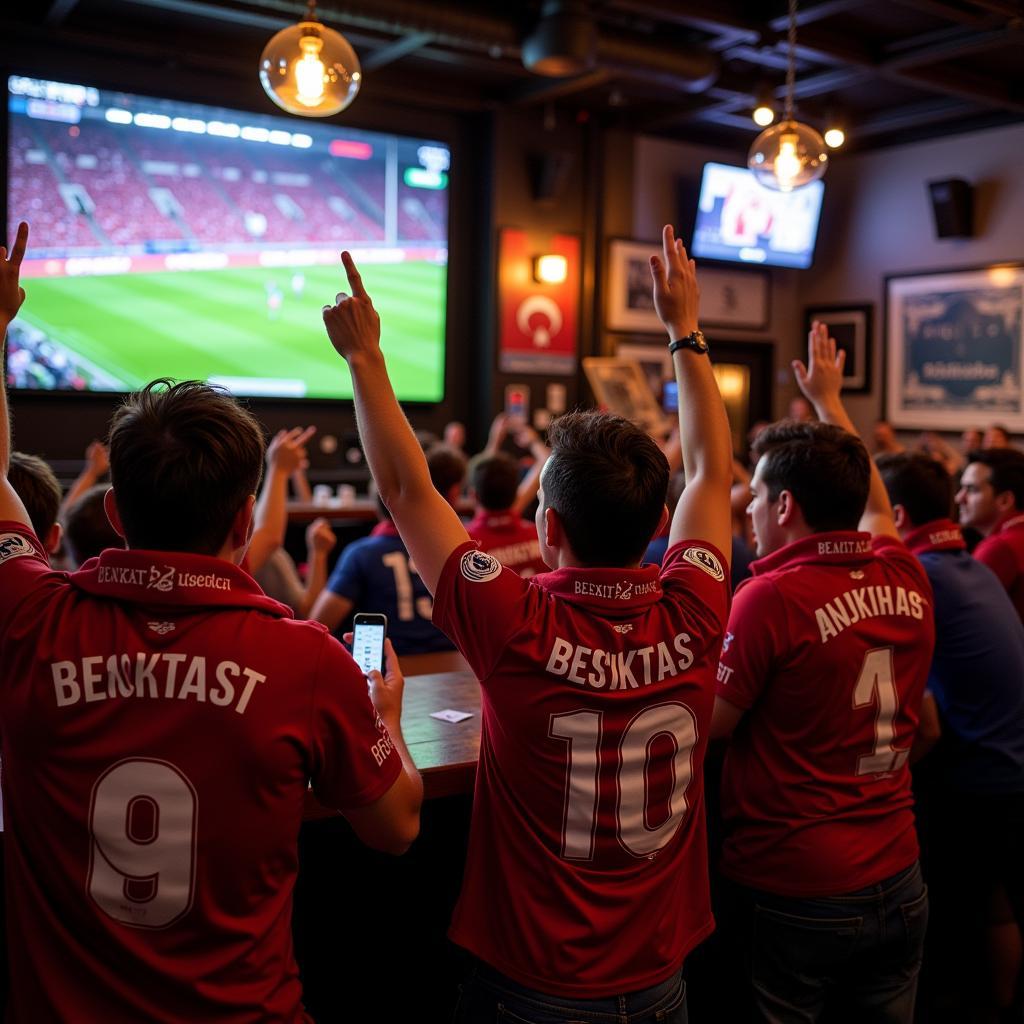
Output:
top-left (747, 0), bottom-right (827, 192)
top-left (259, 0), bottom-right (361, 118)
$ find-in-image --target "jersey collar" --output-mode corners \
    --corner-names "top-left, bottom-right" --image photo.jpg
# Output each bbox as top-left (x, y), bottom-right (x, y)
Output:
top-left (536, 563), bottom-right (663, 613)
top-left (468, 508), bottom-right (517, 531)
top-left (370, 520), bottom-right (401, 538)
top-left (751, 530), bottom-right (874, 576)
top-left (904, 518), bottom-right (966, 555)
top-left (71, 548), bottom-right (293, 616)
top-left (994, 511), bottom-right (1024, 535)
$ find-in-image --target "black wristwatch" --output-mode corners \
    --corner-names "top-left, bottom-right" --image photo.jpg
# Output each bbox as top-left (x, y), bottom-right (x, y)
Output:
top-left (668, 329), bottom-right (709, 355)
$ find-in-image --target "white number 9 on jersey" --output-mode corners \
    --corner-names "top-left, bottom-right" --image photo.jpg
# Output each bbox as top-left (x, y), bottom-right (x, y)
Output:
top-left (88, 759), bottom-right (198, 929)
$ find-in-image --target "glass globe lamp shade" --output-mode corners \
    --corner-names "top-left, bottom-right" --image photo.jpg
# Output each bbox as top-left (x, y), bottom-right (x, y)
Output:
top-left (747, 119), bottom-right (828, 192)
top-left (259, 20), bottom-right (361, 117)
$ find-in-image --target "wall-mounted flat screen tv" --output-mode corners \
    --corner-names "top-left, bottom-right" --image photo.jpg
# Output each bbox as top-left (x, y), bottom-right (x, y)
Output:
top-left (692, 161), bottom-right (823, 270)
top-left (5, 75), bottom-right (449, 400)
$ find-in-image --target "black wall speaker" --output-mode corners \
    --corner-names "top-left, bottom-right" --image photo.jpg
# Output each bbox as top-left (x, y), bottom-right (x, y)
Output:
top-left (527, 151), bottom-right (574, 203)
top-left (928, 178), bottom-right (974, 238)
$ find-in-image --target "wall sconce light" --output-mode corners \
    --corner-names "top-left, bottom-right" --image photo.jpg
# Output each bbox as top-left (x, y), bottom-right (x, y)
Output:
top-left (533, 253), bottom-right (568, 284)
top-left (259, 0), bottom-right (361, 117)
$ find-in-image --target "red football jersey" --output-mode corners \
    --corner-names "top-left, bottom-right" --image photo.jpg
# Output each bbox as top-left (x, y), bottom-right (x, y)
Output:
top-left (465, 508), bottom-right (548, 578)
top-left (716, 532), bottom-right (934, 896)
top-left (434, 539), bottom-right (730, 997)
top-left (0, 522), bottom-right (401, 1023)
top-left (973, 512), bottom-right (1024, 623)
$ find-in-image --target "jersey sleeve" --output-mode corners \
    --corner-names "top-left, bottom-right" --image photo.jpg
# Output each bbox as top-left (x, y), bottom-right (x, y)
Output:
top-left (432, 541), bottom-right (534, 680)
top-left (0, 522), bottom-right (57, 630)
top-left (308, 634), bottom-right (402, 811)
top-left (973, 534), bottom-right (1019, 590)
top-left (326, 541), bottom-right (365, 604)
top-left (661, 539), bottom-right (732, 638)
top-left (715, 575), bottom-right (785, 710)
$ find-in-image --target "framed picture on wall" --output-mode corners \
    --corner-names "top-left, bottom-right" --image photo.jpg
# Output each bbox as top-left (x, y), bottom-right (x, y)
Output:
top-left (582, 356), bottom-right (669, 434)
top-left (614, 338), bottom-right (672, 402)
top-left (700, 266), bottom-right (770, 330)
top-left (607, 240), bottom-right (772, 332)
top-left (885, 264), bottom-right (1024, 430)
top-left (606, 239), bottom-right (662, 332)
top-left (804, 304), bottom-right (872, 393)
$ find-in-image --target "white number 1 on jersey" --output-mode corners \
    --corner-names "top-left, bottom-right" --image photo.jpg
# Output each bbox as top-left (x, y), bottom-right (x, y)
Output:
top-left (853, 647), bottom-right (910, 775)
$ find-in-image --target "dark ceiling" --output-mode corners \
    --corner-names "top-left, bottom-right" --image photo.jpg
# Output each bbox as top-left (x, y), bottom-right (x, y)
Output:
top-left (3, 0), bottom-right (1024, 151)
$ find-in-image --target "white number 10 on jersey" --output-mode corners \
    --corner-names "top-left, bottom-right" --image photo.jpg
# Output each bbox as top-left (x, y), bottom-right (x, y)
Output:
top-left (88, 758), bottom-right (198, 929)
top-left (550, 702), bottom-right (699, 861)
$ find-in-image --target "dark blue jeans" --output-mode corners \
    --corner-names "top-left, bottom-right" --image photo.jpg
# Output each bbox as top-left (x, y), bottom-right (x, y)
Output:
top-left (453, 961), bottom-right (687, 1024)
top-left (738, 861), bottom-right (928, 1024)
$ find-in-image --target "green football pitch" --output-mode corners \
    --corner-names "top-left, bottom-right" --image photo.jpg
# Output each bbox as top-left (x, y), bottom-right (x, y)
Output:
top-left (18, 260), bottom-right (447, 400)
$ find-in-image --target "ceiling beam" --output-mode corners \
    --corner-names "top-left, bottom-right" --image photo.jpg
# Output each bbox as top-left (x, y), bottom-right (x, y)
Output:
top-left (767, 0), bottom-right (865, 32)
top-left (882, 26), bottom-right (1021, 69)
top-left (884, 0), bottom-right (997, 23)
top-left (608, 0), bottom-right (760, 42)
top-left (46, 0), bottom-right (82, 25)
top-left (118, 0), bottom-right (381, 47)
top-left (361, 31), bottom-right (433, 72)
top-left (792, 23), bottom-right (1024, 112)
top-left (854, 97), bottom-right (981, 135)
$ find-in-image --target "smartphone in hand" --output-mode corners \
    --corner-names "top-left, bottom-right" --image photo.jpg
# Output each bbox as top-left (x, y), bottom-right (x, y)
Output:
top-left (351, 612), bottom-right (387, 676)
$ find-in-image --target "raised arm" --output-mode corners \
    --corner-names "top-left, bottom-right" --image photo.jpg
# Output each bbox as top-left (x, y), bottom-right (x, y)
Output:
top-left (509, 422), bottom-right (550, 519)
top-left (248, 426), bottom-right (315, 573)
top-left (61, 441), bottom-right (109, 516)
top-left (793, 322), bottom-right (899, 540)
top-left (322, 253), bottom-right (470, 594)
top-left (296, 517), bottom-right (335, 618)
top-left (652, 226), bottom-right (733, 560)
top-left (0, 222), bottom-right (32, 529)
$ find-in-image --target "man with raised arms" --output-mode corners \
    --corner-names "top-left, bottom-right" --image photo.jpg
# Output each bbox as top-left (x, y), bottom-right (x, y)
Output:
top-left (0, 223), bottom-right (422, 1023)
top-left (321, 226), bottom-right (734, 1023)
top-left (711, 323), bottom-right (935, 1023)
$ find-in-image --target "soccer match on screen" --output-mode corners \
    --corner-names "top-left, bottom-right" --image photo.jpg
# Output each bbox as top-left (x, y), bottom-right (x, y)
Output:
top-left (5, 76), bottom-right (449, 401)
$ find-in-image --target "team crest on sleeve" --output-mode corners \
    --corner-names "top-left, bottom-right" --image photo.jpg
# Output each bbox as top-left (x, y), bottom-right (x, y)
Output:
top-left (460, 549), bottom-right (502, 583)
top-left (0, 533), bottom-right (35, 563)
top-left (682, 546), bottom-right (725, 581)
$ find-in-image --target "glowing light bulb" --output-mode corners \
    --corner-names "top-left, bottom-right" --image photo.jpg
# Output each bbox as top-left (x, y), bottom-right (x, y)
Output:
top-left (259, 6), bottom-right (361, 118)
top-left (824, 126), bottom-right (845, 148)
top-left (753, 104), bottom-right (775, 127)
top-left (774, 134), bottom-right (802, 191)
top-left (294, 35), bottom-right (326, 106)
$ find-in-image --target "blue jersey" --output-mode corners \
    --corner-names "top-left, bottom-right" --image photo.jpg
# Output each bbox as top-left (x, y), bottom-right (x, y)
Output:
top-left (907, 519), bottom-right (1024, 793)
top-left (326, 524), bottom-right (455, 656)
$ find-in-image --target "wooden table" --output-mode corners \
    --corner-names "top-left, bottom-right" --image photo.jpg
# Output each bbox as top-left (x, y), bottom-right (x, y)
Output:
top-left (304, 664), bottom-right (481, 819)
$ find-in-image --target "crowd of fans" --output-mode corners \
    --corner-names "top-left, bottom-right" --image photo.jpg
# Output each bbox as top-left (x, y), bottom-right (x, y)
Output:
top-left (1, 219), bottom-right (1022, 1024)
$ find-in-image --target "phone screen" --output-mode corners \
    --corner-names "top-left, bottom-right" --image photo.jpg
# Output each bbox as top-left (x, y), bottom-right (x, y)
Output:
top-left (505, 384), bottom-right (529, 421)
top-left (352, 621), bottom-right (385, 676)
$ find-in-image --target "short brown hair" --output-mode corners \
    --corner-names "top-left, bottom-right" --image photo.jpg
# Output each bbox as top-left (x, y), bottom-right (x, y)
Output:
top-left (62, 484), bottom-right (123, 567)
top-left (8, 452), bottom-right (62, 542)
top-left (753, 419), bottom-right (869, 532)
top-left (469, 452), bottom-right (520, 511)
top-left (426, 443), bottom-right (466, 497)
top-left (544, 410), bottom-right (668, 567)
top-left (108, 379), bottom-right (265, 554)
